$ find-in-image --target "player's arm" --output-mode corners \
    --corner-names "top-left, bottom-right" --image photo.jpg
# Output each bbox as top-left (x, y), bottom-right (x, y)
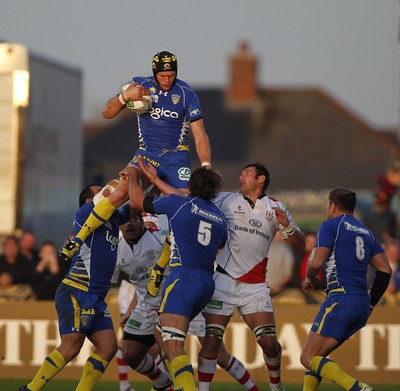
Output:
top-left (303, 246), bottom-right (329, 293)
top-left (368, 252), bottom-right (392, 310)
top-left (190, 119), bottom-right (212, 169)
top-left (103, 83), bottom-right (145, 119)
top-left (273, 206), bottom-right (305, 252)
top-left (147, 237), bottom-right (171, 297)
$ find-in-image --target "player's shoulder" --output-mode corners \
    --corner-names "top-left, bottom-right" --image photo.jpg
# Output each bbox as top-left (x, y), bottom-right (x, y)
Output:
top-left (75, 201), bottom-right (94, 221)
top-left (131, 75), bottom-right (154, 85)
top-left (174, 78), bottom-right (197, 95)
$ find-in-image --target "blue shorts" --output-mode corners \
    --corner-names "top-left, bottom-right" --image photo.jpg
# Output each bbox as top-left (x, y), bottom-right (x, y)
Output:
top-left (55, 283), bottom-right (114, 336)
top-left (130, 149), bottom-right (191, 189)
top-left (311, 293), bottom-right (370, 343)
top-left (159, 267), bottom-right (215, 320)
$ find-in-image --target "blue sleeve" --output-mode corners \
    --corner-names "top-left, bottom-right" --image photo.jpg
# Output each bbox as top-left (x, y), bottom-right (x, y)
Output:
top-left (316, 221), bottom-right (335, 249)
top-left (73, 202), bottom-right (94, 234)
top-left (371, 238), bottom-right (385, 257)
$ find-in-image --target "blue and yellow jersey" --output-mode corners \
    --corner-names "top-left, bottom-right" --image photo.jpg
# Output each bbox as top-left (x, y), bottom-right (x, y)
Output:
top-left (149, 194), bottom-right (227, 274)
top-left (63, 203), bottom-right (130, 297)
top-left (316, 214), bottom-right (384, 295)
top-left (130, 76), bottom-right (203, 151)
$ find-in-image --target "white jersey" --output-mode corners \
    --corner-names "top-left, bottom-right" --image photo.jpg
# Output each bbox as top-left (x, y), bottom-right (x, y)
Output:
top-left (213, 192), bottom-right (297, 283)
top-left (112, 229), bottom-right (168, 313)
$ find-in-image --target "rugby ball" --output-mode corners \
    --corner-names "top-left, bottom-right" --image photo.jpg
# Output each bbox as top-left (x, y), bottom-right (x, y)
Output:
top-left (126, 95), bottom-right (152, 114)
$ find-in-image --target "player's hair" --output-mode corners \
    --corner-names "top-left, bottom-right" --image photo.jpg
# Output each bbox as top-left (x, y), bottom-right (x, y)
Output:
top-left (243, 162), bottom-right (271, 192)
top-left (79, 184), bottom-right (100, 207)
top-left (152, 51), bottom-right (178, 78)
top-left (189, 168), bottom-right (223, 201)
top-left (329, 187), bottom-right (356, 213)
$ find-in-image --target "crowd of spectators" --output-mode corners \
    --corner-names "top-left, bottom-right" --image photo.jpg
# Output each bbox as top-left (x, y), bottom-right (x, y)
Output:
top-left (2, 224), bottom-right (400, 305)
top-left (0, 231), bottom-right (68, 301)
top-left (3, 161), bottom-right (400, 306)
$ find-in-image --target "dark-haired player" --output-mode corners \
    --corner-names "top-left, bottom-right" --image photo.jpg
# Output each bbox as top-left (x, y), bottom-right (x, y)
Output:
top-left (300, 188), bottom-right (392, 391)
top-left (18, 179), bottom-right (130, 391)
top-left (123, 162), bottom-right (227, 391)
top-left (197, 162), bottom-right (305, 391)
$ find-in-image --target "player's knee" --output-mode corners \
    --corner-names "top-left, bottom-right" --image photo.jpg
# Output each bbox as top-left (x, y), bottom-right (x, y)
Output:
top-left (300, 350), bottom-right (311, 369)
top-left (205, 323), bottom-right (226, 341)
top-left (161, 326), bottom-right (187, 343)
top-left (253, 324), bottom-right (276, 341)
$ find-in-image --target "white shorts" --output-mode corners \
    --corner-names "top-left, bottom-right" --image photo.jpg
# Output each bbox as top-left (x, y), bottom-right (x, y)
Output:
top-left (118, 280), bottom-right (136, 315)
top-left (188, 312), bottom-right (206, 337)
top-left (203, 272), bottom-right (274, 317)
top-left (124, 306), bottom-right (159, 336)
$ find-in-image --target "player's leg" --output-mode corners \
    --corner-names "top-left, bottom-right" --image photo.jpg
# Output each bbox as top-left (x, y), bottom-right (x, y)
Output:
top-left (22, 333), bottom-right (85, 391)
top-left (74, 328), bottom-right (118, 391)
top-left (216, 340), bottom-right (260, 391)
top-left (59, 178), bottom-right (125, 261)
top-left (198, 313), bottom-right (231, 391)
top-left (243, 311), bottom-right (284, 391)
top-left (162, 150), bottom-right (191, 195)
top-left (160, 312), bottom-right (195, 391)
top-left (115, 347), bottom-right (135, 391)
top-left (300, 295), bottom-right (372, 391)
top-left (122, 334), bottom-right (171, 390)
top-left (116, 281), bottom-right (136, 391)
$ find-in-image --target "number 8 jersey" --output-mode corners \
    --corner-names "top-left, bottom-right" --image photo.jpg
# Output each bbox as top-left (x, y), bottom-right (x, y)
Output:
top-left (315, 214), bottom-right (384, 295)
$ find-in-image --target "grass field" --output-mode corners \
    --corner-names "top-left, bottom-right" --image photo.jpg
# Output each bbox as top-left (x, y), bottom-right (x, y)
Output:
top-left (2, 380), bottom-right (399, 391)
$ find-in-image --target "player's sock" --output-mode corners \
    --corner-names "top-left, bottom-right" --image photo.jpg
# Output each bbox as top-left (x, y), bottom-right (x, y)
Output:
top-left (27, 349), bottom-right (67, 390)
top-left (155, 353), bottom-right (168, 377)
top-left (221, 355), bottom-right (260, 391)
top-left (303, 370), bottom-right (322, 391)
top-left (116, 348), bottom-right (131, 391)
top-left (75, 352), bottom-right (109, 391)
top-left (135, 353), bottom-right (171, 389)
top-left (310, 356), bottom-right (359, 390)
top-left (169, 354), bottom-right (196, 391)
top-left (263, 348), bottom-right (283, 391)
top-left (198, 354), bottom-right (218, 391)
top-left (75, 197), bottom-right (116, 243)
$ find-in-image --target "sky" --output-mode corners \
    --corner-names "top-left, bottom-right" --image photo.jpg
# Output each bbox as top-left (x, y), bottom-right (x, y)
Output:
top-left (1, 0), bottom-right (399, 128)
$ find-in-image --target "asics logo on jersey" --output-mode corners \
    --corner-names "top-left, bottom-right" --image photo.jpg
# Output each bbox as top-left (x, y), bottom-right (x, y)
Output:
top-left (343, 221), bottom-right (369, 235)
top-left (149, 107), bottom-right (179, 120)
top-left (106, 231), bottom-right (119, 251)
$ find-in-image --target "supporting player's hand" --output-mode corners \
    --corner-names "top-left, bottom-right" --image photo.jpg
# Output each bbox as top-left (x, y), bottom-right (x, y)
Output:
top-left (147, 265), bottom-right (164, 297)
top-left (58, 238), bottom-right (81, 263)
top-left (138, 156), bottom-right (158, 184)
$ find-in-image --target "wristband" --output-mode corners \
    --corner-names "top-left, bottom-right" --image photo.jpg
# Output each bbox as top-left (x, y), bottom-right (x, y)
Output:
top-left (118, 93), bottom-right (127, 105)
top-left (305, 276), bottom-right (315, 284)
top-left (284, 224), bottom-right (296, 236)
top-left (201, 162), bottom-right (212, 168)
